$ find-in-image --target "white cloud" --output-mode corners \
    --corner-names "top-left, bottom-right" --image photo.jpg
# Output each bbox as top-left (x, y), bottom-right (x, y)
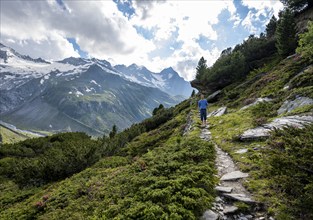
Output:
top-left (240, 1), bottom-right (284, 35)
top-left (241, 11), bottom-right (259, 33)
top-left (128, 0), bottom-right (236, 79)
top-left (1, 0), bottom-right (154, 61)
top-left (241, 0), bottom-right (284, 17)
top-left (0, 0), bottom-right (284, 81)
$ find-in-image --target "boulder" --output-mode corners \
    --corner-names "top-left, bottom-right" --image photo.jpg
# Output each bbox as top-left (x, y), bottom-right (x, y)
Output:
top-left (208, 107), bottom-right (227, 117)
top-left (235, 148), bottom-right (248, 154)
top-left (277, 97), bottom-right (313, 115)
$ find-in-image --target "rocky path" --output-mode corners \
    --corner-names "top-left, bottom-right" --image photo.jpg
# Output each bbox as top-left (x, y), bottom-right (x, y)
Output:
top-left (200, 125), bottom-right (271, 220)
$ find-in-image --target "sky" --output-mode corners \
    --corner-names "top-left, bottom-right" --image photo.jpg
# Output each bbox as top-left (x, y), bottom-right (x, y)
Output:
top-left (0, 0), bottom-right (284, 81)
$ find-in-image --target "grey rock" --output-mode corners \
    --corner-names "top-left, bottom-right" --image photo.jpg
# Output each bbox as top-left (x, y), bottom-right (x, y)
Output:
top-left (215, 186), bottom-right (233, 193)
top-left (246, 215), bottom-right (253, 219)
top-left (240, 114), bottom-right (313, 140)
top-left (239, 217), bottom-right (248, 220)
top-left (223, 193), bottom-right (255, 204)
top-left (277, 97), bottom-right (313, 115)
top-left (235, 148), bottom-right (248, 154)
top-left (215, 196), bottom-right (223, 203)
top-left (208, 107), bottom-right (227, 117)
top-left (221, 171), bottom-right (249, 181)
top-left (286, 53), bottom-right (297, 59)
top-left (240, 127), bottom-right (271, 140)
top-left (207, 90), bottom-right (222, 102)
top-left (240, 97), bottom-right (272, 110)
top-left (202, 210), bottom-right (219, 220)
top-left (223, 205), bottom-right (238, 214)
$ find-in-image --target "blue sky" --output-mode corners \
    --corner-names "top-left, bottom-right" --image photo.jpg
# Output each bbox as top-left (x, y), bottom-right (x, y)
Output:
top-left (0, 0), bottom-right (284, 80)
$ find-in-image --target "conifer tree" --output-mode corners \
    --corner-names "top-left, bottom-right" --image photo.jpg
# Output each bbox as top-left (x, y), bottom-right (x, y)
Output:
top-left (266, 15), bottom-right (277, 38)
top-left (109, 125), bottom-right (117, 138)
top-left (195, 57), bottom-right (207, 80)
top-left (275, 9), bottom-right (297, 57)
top-left (191, 89), bottom-right (196, 97)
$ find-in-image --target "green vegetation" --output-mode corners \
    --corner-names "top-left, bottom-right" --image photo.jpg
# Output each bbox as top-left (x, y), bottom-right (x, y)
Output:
top-left (297, 21), bottom-right (313, 62)
top-left (0, 99), bottom-right (217, 219)
top-left (276, 9), bottom-right (297, 57)
top-left (261, 125), bottom-right (313, 219)
top-left (266, 15), bottom-right (277, 39)
top-left (0, 132), bottom-right (102, 187)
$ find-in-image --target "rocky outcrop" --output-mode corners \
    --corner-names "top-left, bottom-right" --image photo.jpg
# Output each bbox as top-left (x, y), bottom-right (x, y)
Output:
top-left (277, 96), bottom-right (313, 115)
top-left (206, 90), bottom-right (222, 102)
top-left (240, 114), bottom-right (313, 141)
top-left (208, 107), bottom-right (227, 117)
top-left (240, 97), bottom-right (272, 110)
top-left (190, 79), bottom-right (210, 94)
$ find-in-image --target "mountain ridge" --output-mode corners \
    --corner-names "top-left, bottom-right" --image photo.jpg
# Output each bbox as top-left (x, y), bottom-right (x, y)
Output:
top-left (0, 44), bottom-right (187, 135)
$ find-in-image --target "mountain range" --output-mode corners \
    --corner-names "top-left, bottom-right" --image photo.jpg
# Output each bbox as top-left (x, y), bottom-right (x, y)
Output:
top-left (0, 43), bottom-right (193, 135)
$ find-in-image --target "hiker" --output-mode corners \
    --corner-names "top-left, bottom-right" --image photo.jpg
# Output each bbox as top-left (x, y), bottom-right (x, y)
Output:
top-left (198, 94), bottom-right (208, 127)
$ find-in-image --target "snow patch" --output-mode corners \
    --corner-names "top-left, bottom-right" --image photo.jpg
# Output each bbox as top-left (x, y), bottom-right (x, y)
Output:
top-left (86, 87), bottom-right (92, 92)
top-left (75, 91), bottom-right (83, 97)
top-left (90, 80), bottom-right (101, 87)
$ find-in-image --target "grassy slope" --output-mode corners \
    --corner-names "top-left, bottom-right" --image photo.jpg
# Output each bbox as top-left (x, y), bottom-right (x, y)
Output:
top-left (0, 125), bottom-right (39, 144)
top-left (0, 100), bottom-right (216, 219)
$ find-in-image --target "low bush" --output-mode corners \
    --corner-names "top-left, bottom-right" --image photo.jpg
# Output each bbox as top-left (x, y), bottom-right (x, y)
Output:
top-left (262, 125), bottom-right (313, 219)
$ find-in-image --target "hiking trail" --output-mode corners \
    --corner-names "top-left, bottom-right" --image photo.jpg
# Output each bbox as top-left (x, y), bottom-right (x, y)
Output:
top-left (200, 126), bottom-right (274, 220)
top-left (194, 113), bottom-right (273, 220)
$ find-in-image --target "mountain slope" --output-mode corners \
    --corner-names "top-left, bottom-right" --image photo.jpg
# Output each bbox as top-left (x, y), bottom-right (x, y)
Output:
top-left (0, 45), bottom-right (180, 135)
top-left (114, 64), bottom-right (193, 97)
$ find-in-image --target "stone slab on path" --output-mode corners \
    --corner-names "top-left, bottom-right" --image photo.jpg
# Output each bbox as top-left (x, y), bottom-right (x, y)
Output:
top-left (200, 128), bottom-right (211, 141)
top-left (201, 210), bottom-right (219, 220)
top-left (223, 193), bottom-right (256, 204)
top-left (223, 205), bottom-right (238, 214)
top-left (221, 171), bottom-right (249, 181)
top-left (215, 186), bottom-right (233, 193)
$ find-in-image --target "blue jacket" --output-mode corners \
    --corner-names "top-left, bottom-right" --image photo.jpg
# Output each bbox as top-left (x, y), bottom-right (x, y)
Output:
top-left (198, 99), bottom-right (208, 110)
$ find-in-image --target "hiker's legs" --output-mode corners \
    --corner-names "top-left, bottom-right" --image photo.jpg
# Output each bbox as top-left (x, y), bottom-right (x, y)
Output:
top-left (200, 109), bottom-right (207, 126)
